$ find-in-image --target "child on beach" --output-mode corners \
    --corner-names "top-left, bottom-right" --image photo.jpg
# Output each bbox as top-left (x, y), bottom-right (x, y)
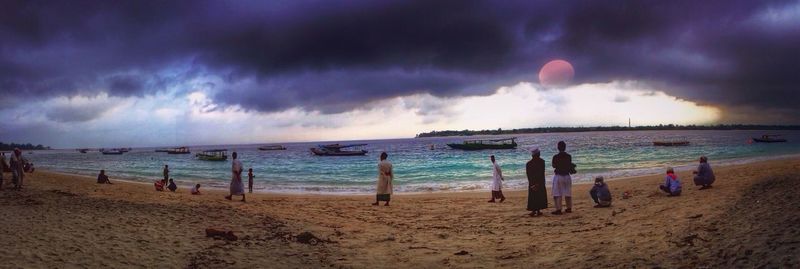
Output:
top-left (191, 184), bottom-right (201, 195)
top-left (589, 176), bottom-right (612, 208)
top-left (659, 167), bottom-right (682, 196)
top-left (97, 170), bottom-right (112, 184)
top-left (488, 155), bottom-right (505, 203)
top-left (154, 180), bottom-right (165, 191)
top-left (248, 168), bottom-right (254, 193)
top-left (167, 178), bottom-right (177, 192)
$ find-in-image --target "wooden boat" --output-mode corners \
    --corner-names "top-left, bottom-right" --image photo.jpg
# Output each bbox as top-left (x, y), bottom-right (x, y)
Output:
top-left (119, 148), bottom-right (131, 153)
top-left (167, 147), bottom-right (191, 154)
top-left (447, 137), bottom-right (517, 150)
top-left (196, 149), bottom-right (228, 161)
top-left (100, 149), bottom-right (124, 155)
top-left (77, 148), bottom-right (89, 153)
top-left (310, 144), bottom-right (368, 156)
top-left (653, 141), bottom-right (690, 146)
top-left (258, 145), bottom-right (287, 151)
top-left (752, 135), bottom-right (787, 143)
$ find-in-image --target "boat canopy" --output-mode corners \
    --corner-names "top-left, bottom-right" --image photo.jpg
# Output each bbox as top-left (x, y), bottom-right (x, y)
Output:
top-left (320, 143), bottom-right (367, 149)
top-left (463, 137), bottom-right (516, 143)
top-left (202, 149), bottom-right (228, 152)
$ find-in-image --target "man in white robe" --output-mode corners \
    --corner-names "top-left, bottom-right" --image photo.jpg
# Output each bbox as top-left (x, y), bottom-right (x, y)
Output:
top-left (488, 155), bottom-right (505, 203)
top-left (225, 152), bottom-right (245, 202)
top-left (373, 152), bottom-right (393, 206)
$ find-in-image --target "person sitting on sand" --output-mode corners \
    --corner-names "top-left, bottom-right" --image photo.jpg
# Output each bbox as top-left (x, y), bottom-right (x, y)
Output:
top-left (526, 148), bottom-right (547, 216)
top-left (692, 156), bottom-right (715, 190)
top-left (660, 167), bottom-right (682, 196)
top-left (167, 178), bottom-right (177, 192)
top-left (248, 168), bottom-right (254, 193)
top-left (97, 170), bottom-right (112, 184)
top-left (589, 176), bottom-right (612, 208)
top-left (191, 184), bottom-right (201, 195)
top-left (225, 152), bottom-right (246, 202)
top-left (374, 152), bottom-right (394, 206)
top-left (488, 155), bottom-right (506, 203)
top-left (154, 179), bottom-right (165, 191)
top-left (551, 141), bottom-right (577, 215)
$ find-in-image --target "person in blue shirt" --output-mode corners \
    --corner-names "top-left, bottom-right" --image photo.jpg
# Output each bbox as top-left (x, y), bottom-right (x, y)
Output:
top-left (692, 156), bottom-right (716, 190)
top-left (659, 167), bottom-right (682, 196)
top-left (589, 176), bottom-right (612, 208)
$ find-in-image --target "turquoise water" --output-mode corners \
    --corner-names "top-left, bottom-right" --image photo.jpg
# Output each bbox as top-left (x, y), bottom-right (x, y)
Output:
top-left (24, 130), bottom-right (800, 193)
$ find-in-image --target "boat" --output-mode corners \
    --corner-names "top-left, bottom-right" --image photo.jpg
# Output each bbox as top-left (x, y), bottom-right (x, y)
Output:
top-left (196, 149), bottom-right (228, 161)
top-left (77, 148), bottom-right (89, 153)
top-left (100, 149), bottom-right (124, 155)
top-left (447, 137), bottom-right (518, 150)
top-left (258, 145), bottom-right (287, 151)
top-left (653, 141), bottom-right (690, 146)
top-left (119, 148), bottom-right (131, 153)
top-left (752, 135), bottom-right (787, 143)
top-left (167, 147), bottom-right (191, 154)
top-left (155, 149), bottom-right (169, 152)
top-left (310, 144), bottom-right (368, 156)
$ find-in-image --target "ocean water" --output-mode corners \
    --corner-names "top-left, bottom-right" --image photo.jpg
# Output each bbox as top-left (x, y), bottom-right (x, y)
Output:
top-left (22, 130), bottom-right (800, 194)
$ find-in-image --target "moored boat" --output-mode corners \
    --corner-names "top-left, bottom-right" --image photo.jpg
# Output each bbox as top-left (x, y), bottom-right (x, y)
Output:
top-left (77, 148), bottom-right (89, 153)
top-left (752, 135), bottom-right (787, 143)
top-left (447, 137), bottom-right (517, 150)
top-left (310, 144), bottom-right (368, 156)
top-left (258, 145), bottom-right (287, 151)
top-left (196, 149), bottom-right (228, 161)
top-left (653, 141), bottom-right (690, 146)
top-left (167, 147), bottom-right (191, 154)
top-left (100, 149), bottom-right (124, 155)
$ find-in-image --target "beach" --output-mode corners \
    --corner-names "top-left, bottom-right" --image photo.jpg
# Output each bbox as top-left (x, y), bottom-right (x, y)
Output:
top-left (1, 158), bottom-right (799, 268)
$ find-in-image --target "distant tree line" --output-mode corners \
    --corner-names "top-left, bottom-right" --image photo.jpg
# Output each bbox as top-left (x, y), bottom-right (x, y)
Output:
top-left (415, 124), bottom-right (800, 138)
top-left (0, 142), bottom-right (50, 151)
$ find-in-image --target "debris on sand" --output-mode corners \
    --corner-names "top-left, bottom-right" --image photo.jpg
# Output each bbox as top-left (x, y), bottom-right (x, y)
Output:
top-left (296, 231), bottom-right (324, 245)
top-left (205, 228), bottom-right (238, 241)
top-left (454, 250), bottom-right (470, 256)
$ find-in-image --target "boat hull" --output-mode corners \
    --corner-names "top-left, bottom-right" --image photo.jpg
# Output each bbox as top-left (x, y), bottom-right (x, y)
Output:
top-left (310, 148), bottom-right (368, 156)
top-left (196, 155), bottom-right (227, 161)
top-left (752, 138), bottom-right (787, 143)
top-left (258, 146), bottom-right (287, 151)
top-left (167, 151), bottom-right (191, 154)
top-left (447, 143), bottom-right (517, 150)
top-left (101, 151), bottom-right (124, 155)
top-left (653, 141), bottom-right (690, 146)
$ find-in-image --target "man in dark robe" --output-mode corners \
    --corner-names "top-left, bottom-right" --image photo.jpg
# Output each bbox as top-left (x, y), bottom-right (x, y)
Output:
top-left (526, 148), bottom-right (547, 216)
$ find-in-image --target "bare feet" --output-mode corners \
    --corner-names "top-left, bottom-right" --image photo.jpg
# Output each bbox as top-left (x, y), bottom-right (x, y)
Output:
top-left (225, 195), bottom-right (232, 200)
top-left (384, 202), bottom-right (389, 206)
top-left (372, 202), bottom-right (379, 206)
top-left (487, 200), bottom-right (496, 203)
top-left (565, 208), bottom-right (572, 213)
top-left (552, 210), bottom-right (562, 215)
top-left (499, 197), bottom-right (506, 203)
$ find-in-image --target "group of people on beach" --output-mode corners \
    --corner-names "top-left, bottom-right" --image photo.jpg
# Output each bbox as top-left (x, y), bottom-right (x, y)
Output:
top-left (0, 148), bottom-right (32, 191)
top-left (88, 141), bottom-right (715, 211)
top-left (488, 141), bottom-right (716, 216)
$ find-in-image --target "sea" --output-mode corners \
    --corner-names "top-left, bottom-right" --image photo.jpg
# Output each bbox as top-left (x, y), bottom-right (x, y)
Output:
top-left (20, 130), bottom-right (800, 194)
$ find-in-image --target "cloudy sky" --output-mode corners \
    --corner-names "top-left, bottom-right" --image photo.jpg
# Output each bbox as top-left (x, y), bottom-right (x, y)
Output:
top-left (1, 0), bottom-right (798, 148)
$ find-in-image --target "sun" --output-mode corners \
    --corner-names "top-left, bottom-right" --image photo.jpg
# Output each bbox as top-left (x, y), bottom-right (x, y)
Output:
top-left (539, 59), bottom-right (575, 87)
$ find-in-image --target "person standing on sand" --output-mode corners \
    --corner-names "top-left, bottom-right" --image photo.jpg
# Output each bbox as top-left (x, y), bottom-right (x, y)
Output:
top-left (373, 152), bottom-right (393, 206)
top-left (526, 148), bottom-right (547, 216)
top-left (225, 152), bottom-right (246, 202)
top-left (248, 168), bottom-right (254, 193)
top-left (0, 153), bottom-right (8, 190)
top-left (10, 148), bottom-right (27, 190)
top-left (551, 141), bottom-right (576, 215)
top-left (693, 156), bottom-right (716, 190)
top-left (488, 155), bottom-right (506, 203)
top-left (163, 165), bottom-right (170, 183)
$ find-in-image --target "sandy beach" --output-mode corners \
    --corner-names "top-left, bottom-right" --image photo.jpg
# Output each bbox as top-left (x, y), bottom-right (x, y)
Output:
top-left (1, 158), bottom-right (799, 268)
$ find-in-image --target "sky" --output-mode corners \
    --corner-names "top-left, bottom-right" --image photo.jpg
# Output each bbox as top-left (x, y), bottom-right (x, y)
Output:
top-left (1, 0), bottom-right (799, 148)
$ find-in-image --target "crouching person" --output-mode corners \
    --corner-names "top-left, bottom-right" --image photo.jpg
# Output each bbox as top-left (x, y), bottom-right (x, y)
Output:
top-left (590, 176), bottom-right (612, 208)
top-left (659, 167), bottom-right (682, 196)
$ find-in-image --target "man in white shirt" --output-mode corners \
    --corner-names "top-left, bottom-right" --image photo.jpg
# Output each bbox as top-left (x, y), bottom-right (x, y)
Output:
top-left (225, 152), bottom-right (245, 202)
top-left (488, 155), bottom-right (505, 203)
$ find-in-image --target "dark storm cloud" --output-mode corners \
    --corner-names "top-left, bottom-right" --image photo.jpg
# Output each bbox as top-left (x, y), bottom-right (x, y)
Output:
top-left (1, 0), bottom-right (799, 120)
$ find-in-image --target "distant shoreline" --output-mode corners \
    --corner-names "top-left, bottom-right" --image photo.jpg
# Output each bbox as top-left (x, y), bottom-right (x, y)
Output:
top-left (415, 124), bottom-right (800, 138)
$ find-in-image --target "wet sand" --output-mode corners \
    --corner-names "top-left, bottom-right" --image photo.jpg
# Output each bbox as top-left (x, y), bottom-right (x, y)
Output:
top-left (1, 158), bottom-right (799, 268)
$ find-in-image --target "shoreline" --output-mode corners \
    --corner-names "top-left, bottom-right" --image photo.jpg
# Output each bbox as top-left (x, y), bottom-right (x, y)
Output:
top-left (36, 152), bottom-right (800, 196)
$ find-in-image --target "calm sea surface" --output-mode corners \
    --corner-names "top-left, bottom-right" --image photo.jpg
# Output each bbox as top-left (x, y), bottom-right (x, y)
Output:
top-left (22, 130), bottom-right (800, 193)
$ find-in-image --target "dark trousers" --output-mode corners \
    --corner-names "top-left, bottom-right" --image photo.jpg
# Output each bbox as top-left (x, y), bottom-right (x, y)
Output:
top-left (590, 189), bottom-right (611, 206)
top-left (491, 190), bottom-right (505, 200)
